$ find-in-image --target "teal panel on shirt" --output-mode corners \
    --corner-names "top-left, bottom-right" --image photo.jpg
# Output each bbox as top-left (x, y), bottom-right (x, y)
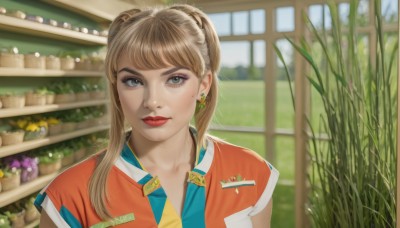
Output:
top-left (34, 192), bottom-right (47, 211)
top-left (121, 144), bottom-right (143, 170)
top-left (60, 206), bottom-right (83, 228)
top-left (147, 187), bottom-right (167, 224)
top-left (197, 147), bottom-right (206, 165)
top-left (181, 171), bottom-right (206, 228)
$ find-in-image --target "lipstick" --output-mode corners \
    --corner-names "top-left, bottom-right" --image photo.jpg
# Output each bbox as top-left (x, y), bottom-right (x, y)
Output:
top-left (142, 116), bottom-right (170, 127)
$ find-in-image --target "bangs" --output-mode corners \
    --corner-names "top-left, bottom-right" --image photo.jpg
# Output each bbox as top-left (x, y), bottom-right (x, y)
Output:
top-left (114, 12), bottom-right (206, 78)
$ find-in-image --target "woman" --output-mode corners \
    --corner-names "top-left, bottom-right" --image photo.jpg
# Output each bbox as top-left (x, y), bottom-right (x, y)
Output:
top-left (35, 4), bottom-right (279, 228)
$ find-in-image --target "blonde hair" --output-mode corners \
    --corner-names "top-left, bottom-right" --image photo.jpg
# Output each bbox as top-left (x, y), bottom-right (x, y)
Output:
top-left (88, 4), bottom-right (220, 219)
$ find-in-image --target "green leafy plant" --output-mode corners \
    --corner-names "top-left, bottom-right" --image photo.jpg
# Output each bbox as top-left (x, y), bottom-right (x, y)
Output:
top-left (37, 149), bottom-right (63, 164)
top-left (48, 81), bottom-right (74, 94)
top-left (275, 0), bottom-right (397, 227)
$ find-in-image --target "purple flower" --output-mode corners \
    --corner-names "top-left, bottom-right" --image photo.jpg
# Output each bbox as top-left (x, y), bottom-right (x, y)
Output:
top-left (20, 156), bottom-right (38, 183)
top-left (8, 159), bottom-right (21, 169)
top-left (21, 156), bottom-right (38, 169)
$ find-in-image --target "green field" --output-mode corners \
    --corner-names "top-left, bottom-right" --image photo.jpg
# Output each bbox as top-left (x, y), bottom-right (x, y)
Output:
top-left (212, 80), bottom-right (296, 227)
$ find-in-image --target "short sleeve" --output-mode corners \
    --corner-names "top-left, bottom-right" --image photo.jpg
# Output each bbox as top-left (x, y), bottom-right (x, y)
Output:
top-left (249, 161), bottom-right (279, 216)
top-left (34, 186), bottom-right (77, 227)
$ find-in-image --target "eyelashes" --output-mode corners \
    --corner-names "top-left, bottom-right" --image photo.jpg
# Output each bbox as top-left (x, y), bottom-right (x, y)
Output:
top-left (120, 74), bottom-right (189, 88)
top-left (121, 76), bottom-right (143, 87)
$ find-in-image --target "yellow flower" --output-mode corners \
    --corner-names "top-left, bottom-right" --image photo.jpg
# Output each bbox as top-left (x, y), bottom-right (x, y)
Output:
top-left (16, 119), bottom-right (28, 129)
top-left (0, 170), bottom-right (4, 178)
top-left (38, 120), bottom-right (48, 128)
top-left (26, 123), bottom-right (39, 132)
top-left (47, 117), bottom-right (60, 125)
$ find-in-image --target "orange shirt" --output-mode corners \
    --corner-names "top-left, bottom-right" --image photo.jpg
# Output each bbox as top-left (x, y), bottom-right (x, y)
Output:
top-left (35, 139), bottom-right (279, 227)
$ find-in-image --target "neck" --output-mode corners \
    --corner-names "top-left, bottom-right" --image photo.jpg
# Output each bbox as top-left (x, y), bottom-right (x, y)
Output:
top-left (129, 127), bottom-right (195, 171)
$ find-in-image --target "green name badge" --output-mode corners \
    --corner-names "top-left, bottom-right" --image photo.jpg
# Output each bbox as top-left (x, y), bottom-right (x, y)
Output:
top-left (90, 213), bottom-right (135, 228)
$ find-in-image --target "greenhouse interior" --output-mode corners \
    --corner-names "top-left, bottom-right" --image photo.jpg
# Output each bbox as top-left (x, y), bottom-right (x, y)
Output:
top-left (0, 0), bottom-right (398, 227)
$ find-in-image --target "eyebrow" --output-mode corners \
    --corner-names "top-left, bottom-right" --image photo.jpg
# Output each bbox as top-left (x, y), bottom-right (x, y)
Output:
top-left (117, 67), bottom-right (187, 76)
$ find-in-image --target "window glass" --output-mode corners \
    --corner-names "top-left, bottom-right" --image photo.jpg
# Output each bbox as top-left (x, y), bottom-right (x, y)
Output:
top-left (275, 39), bottom-right (295, 129)
top-left (233, 11), bottom-right (249, 35)
top-left (250, 9), bottom-right (265, 34)
top-left (382, 0), bottom-right (398, 23)
top-left (275, 7), bottom-right (295, 32)
top-left (208, 13), bottom-right (231, 36)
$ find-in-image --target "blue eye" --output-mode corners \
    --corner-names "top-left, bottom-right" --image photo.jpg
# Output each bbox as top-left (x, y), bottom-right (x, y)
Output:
top-left (122, 78), bottom-right (143, 87)
top-left (167, 76), bottom-right (187, 86)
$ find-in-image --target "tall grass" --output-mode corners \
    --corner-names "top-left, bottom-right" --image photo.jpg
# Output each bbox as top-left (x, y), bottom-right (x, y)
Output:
top-left (275, 0), bottom-right (398, 227)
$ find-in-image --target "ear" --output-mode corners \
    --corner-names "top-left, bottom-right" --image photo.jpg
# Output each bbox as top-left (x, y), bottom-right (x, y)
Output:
top-left (197, 71), bottom-right (213, 99)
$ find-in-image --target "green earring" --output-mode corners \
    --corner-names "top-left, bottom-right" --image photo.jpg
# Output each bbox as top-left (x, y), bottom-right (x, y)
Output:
top-left (196, 93), bottom-right (207, 112)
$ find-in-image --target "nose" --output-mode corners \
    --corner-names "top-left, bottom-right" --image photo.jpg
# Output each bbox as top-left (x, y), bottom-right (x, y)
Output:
top-left (143, 85), bottom-right (162, 110)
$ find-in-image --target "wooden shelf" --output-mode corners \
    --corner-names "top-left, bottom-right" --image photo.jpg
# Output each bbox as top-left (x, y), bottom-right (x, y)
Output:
top-left (0, 14), bottom-right (107, 45)
top-left (0, 125), bottom-right (110, 158)
top-left (43, 0), bottom-right (114, 23)
top-left (0, 99), bottom-right (108, 118)
top-left (0, 172), bottom-right (58, 208)
top-left (0, 67), bottom-right (104, 77)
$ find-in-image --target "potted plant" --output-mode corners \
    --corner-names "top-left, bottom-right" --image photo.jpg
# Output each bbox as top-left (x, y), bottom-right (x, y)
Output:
top-left (74, 55), bottom-right (91, 71)
top-left (59, 54), bottom-right (75, 70)
top-left (36, 86), bottom-right (55, 105)
top-left (60, 144), bottom-right (75, 167)
top-left (71, 138), bottom-right (87, 161)
top-left (19, 156), bottom-right (38, 183)
top-left (45, 55), bottom-right (61, 70)
top-left (25, 88), bottom-right (47, 106)
top-left (89, 52), bottom-right (104, 71)
top-left (0, 130), bottom-right (25, 146)
top-left (23, 196), bottom-right (40, 223)
top-left (46, 117), bottom-right (62, 136)
top-left (0, 47), bottom-right (24, 68)
top-left (59, 110), bottom-right (78, 133)
top-left (89, 79), bottom-right (106, 99)
top-left (0, 162), bottom-right (21, 191)
top-left (0, 92), bottom-right (26, 109)
top-left (19, 119), bottom-right (48, 141)
top-left (3, 204), bottom-right (25, 228)
top-left (37, 149), bottom-right (63, 175)
top-left (74, 82), bottom-right (91, 101)
top-left (0, 214), bottom-right (10, 228)
top-left (49, 81), bottom-right (76, 104)
top-left (24, 52), bottom-right (45, 69)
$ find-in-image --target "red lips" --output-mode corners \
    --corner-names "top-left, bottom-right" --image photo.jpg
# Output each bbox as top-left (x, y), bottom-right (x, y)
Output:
top-left (142, 116), bottom-right (170, 127)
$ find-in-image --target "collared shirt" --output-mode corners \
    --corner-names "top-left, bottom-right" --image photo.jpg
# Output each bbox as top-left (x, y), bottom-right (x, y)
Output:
top-left (35, 139), bottom-right (279, 228)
